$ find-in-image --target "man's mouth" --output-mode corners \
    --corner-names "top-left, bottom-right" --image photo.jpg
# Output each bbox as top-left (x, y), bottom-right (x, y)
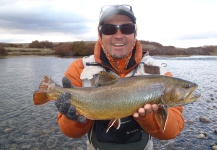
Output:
top-left (112, 43), bottom-right (125, 47)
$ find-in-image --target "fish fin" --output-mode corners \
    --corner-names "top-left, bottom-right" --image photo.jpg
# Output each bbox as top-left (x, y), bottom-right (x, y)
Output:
top-left (155, 104), bottom-right (168, 132)
top-left (33, 76), bottom-right (52, 105)
top-left (106, 119), bottom-right (121, 133)
top-left (95, 71), bottom-right (119, 87)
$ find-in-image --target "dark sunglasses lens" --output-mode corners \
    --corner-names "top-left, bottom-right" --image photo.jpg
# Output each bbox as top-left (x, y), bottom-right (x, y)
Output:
top-left (100, 24), bottom-right (135, 35)
top-left (121, 24), bottom-right (135, 34)
top-left (101, 24), bottom-right (116, 35)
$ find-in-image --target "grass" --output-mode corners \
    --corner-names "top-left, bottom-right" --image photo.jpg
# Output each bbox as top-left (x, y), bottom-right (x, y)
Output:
top-left (5, 47), bottom-right (55, 55)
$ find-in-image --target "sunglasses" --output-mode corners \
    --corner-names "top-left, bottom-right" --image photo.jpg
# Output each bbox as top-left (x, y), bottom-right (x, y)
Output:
top-left (99, 23), bottom-right (136, 35)
top-left (99, 4), bottom-right (132, 19)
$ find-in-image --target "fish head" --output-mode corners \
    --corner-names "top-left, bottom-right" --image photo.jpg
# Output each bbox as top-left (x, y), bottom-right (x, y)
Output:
top-left (161, 78), bottom-right (201, 107)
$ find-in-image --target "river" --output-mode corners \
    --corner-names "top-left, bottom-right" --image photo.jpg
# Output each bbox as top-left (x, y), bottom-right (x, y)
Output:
top-left (0, 55), bottom-right (216, 150)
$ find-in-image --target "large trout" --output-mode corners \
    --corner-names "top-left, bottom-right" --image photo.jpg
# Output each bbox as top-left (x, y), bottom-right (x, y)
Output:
top-left (33, 71), bottom-right (200, 131)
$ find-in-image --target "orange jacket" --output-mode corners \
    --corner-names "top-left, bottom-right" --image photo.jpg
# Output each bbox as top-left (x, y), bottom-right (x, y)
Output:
top-left (57, 40), bottom-right (184, 140)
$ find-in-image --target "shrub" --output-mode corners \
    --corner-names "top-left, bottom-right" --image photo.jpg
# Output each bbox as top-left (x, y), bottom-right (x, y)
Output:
top-left (139, 40), bottom-right (163, 47)
top-left (0, 45), bottom-right (8, 56)
top-left (53, 43), bottom-right (72, 56)
top-left (29, 40), bottom-right (54, 48)
top-left (71, 41), bottom-right (87, 56)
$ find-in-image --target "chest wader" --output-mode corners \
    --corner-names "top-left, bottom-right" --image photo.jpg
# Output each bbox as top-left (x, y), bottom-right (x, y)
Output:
top-left (88, 117), bottom-right (150, 150)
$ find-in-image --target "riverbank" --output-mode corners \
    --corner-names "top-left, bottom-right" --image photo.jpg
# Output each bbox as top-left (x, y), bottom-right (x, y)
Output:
top-left (3, 46), bottom-right (217, 56)
top-left (2, 40), bottom-right (217, 56)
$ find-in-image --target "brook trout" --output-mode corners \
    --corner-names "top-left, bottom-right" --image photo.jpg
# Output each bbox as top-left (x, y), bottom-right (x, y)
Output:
top-left (33, 71), bottom-right (200, 131)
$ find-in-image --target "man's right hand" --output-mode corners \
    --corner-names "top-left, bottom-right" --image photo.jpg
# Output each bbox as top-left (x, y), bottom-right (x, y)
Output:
top-left (55, 77), bottom-right (86, 124)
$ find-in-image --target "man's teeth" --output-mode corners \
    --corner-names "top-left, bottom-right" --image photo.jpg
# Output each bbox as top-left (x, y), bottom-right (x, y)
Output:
top-left (113, 43), bottom-right (124, 46)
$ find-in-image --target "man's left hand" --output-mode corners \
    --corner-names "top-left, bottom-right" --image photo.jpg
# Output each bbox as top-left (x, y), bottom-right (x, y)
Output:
top-left (133, 104), bottom-right (159, 118)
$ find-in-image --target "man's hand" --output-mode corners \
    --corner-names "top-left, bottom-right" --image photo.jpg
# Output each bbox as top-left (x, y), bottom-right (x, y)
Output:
top-left (55, 77), bottom-right (86, 124)
top-left (133, 104), bottom-right (159, 118)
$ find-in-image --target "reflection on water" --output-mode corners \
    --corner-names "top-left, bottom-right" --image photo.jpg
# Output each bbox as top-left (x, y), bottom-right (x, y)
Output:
top-left (0, 55), bottom-right (216, 150)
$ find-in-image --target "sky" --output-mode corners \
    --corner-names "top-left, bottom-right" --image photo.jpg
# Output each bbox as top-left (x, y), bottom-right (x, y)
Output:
top-left (0, 0), bottom-right (216, 48)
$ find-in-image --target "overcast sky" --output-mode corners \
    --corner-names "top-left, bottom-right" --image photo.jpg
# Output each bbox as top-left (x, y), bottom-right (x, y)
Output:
top-left (0, 0), bottom-right (216, 48)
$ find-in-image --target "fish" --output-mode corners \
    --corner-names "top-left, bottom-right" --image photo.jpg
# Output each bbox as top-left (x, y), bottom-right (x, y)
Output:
top-left (33, 71), bottom-right (200, 132)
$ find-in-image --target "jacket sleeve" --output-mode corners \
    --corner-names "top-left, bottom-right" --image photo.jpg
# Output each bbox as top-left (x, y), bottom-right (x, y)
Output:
top-left (135, 71), bottom-right (184, 140)
top-left (57, 58), bottom-right (93, 138)
top-left (135, 106), bottom-right (184, 140)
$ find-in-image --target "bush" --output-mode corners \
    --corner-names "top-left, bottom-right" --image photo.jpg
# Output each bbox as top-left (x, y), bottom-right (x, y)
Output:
top-left (29, 40), bottom-right (53, 48)
top-left (71, 41), bottom-right (87, 56)
top-left (86, 43), bottom-right (95, 55)
top-left (0, 45), bottom-right (8, 56)
top-left (53, 43), bottom-right (72, 56)
top-left (139, 40), bottom-right (163, 47)
top-left (53, 41), bottom-right (95, 57)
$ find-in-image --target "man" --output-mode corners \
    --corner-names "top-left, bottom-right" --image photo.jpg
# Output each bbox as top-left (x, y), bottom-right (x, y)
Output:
top-left (55, 4), bottom-right (184, 150)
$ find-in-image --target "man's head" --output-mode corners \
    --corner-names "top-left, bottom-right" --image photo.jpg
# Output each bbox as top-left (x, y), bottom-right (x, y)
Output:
top-left (98, 5), bottom-right (137, 59)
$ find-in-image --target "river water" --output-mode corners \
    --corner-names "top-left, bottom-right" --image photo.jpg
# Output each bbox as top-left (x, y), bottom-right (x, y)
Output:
top-left (0, 55), bottom-right (216, 150)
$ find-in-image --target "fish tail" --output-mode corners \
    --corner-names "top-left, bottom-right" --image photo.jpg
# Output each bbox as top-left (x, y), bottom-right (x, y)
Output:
top-left (33, 76), bottom-right (51, 105)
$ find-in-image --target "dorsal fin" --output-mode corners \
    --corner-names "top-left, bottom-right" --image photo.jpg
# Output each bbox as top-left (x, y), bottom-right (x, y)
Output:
top-left (95, 71), bottom-right (119, 87)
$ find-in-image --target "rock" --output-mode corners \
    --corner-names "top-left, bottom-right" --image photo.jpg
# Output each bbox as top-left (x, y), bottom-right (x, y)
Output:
top-left (214, 128), bottom-right (217, 134)
top-left (199, 116), bottom-right (212, 123)
top-left (4, 128), bottom-right (13, 133)
top-left (212, 145), bottom-right (217, 150)
top-left (21, 145), bottom-right (31, 149)
top-left (197, 133), bottom-right (206, 139)
top-left (186, 120), bottom-right (194, 124)
top-left (207, 100), bottom-right (212, 103)
top-left (207, 107), bottom-right (213, 110)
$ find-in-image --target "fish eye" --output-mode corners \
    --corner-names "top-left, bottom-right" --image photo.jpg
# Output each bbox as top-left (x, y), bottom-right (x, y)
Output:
top-left (184, 83), bottom-right (191, 88)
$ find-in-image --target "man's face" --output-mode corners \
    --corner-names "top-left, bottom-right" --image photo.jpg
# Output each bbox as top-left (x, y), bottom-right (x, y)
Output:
top-left (101, 14), bottom-right (136, 59)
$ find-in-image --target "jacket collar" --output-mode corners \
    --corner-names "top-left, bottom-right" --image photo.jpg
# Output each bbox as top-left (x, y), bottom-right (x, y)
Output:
top-left (93, 39), bottom-right (143, 77)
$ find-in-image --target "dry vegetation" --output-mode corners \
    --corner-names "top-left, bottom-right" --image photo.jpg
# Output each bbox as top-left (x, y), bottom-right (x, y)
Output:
top-left (140, 40), bottom-right (217, 56)
top-left (1, 40), bottom-right (217, 57)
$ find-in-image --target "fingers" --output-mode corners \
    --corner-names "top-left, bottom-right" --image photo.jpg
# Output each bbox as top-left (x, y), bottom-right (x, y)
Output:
top-left (55, 92), bottom-right (71, 114)
top-left (133, 104), bottom-right (159, 118)
top-left (62, 77), bottom-right (73, 88)
top-left (66, 106), bottom-right (86, 123)
top-left (58, 100), bottom-right (71, 114)
top-left (75, 116), bottom-right (86, 124)
top-left (55, 92), bottom-right (86, 123)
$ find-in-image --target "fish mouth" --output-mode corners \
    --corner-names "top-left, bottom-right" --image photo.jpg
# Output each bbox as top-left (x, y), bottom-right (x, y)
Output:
top-left (183, 86), bottom-right (201, 104)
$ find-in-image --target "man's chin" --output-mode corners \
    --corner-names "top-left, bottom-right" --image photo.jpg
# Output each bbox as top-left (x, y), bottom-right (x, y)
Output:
top-left (111, 54), bottom-right (126, 59)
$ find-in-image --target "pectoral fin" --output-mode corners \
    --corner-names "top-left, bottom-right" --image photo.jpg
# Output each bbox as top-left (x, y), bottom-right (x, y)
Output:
top-left (106, 119), bottom-right (121, 133)
top-left (155, 104), bottom-right (168, 132)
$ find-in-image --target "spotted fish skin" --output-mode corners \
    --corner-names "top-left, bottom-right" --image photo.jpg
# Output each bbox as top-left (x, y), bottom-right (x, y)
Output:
top-left (33, 71), bottom-right (200, 121)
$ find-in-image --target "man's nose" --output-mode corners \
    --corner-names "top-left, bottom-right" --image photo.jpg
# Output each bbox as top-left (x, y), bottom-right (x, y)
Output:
top-left (114, 28), bottom-right (123, 37)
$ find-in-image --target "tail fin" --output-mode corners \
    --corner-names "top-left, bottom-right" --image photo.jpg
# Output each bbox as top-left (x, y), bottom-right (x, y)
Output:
top-left (33, 76), bottom-right (51, 105)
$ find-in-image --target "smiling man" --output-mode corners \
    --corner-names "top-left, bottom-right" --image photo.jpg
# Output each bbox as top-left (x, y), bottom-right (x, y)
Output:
top-left (55, 4), bottom-right (184, 150)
